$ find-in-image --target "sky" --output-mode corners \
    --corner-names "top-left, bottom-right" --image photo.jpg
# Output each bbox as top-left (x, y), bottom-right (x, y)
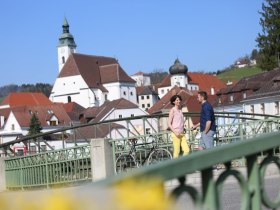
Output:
top-left (0, 0), bottom-right (264, 87)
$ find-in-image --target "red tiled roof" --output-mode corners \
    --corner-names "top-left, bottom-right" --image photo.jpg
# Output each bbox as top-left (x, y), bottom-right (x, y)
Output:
top-left (83, 98), bottom-right (139, 123)
top-left (148, 86), bottom-right (194, 114)
top-left (10, 104), bottom-right (71, 127)
top-left (62, 102), bottom-right (86, 121)
top-left (158, 72), bottom-right (226, 95)
top-left (0, 92), bottom-right (52, 107)
top-left (58, 53), bottom-right (135, 91)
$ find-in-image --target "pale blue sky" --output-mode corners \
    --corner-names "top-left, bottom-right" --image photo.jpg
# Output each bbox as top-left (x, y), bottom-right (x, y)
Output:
top-left (0, 0), bottom-right (263, 86)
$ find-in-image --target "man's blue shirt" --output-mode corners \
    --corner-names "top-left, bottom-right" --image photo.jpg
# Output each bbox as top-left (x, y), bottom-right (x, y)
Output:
top-left (200, 101), bottom-right (216, 132)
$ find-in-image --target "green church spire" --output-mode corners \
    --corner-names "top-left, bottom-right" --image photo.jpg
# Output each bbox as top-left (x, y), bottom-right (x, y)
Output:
top-left (57, 17), bottom-right (77, 48)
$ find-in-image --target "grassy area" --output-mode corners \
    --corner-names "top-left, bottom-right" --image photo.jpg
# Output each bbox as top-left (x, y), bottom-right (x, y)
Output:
top-left (217, 66), bottom-right (263, 83)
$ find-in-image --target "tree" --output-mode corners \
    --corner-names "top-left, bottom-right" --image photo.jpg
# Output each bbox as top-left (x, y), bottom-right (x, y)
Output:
top-left (28, 113), bottom-right (42, 135)
top-left (256, 0), bottom-right (280, 71)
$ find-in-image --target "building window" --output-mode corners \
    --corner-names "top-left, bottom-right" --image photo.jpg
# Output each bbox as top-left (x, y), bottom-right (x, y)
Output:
top-left (123, 91), bottom-right (126, 96)
top-left (62, 56), bottom-right (65, 64)
top-left (147, 103), bottom-right (150, 108)
top-left (11, 124), bottom-right (15, 130)
top-left (218, 98), bottom-right (221, 104)
top-left (67, 96), bottom-right (71, 103)
top-left (243, 92), bottom-right (247, 99)
top-left (260, 103), bottom-right (265, 114)
top-left (275, 102), bottom-right (279, 115)
top-left (146, 95), bottom-right (150, 99)
top-left (142, 104), bottom-right (145, 108)
top-left (130, 92), bottom-right (133, 96)
top-left (119, 115), bottom-right (122, 119)
top-left (145, 128), bottom-right (151, 134)
top-left (131, 114), bottom-right (134, 117)
top-left (141, 96), bottom-right (144, 100)
top-left (105, 94), bottom-right (108, 101)
top-left (161, 89), bottom-right (164, 94)
top-left (230, 95), bottom-right (234, 102)
top-left (50, 120), bottom-right (57, 126)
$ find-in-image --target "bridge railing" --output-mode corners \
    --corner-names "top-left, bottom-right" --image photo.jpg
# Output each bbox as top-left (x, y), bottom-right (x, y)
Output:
top-left (1, 112), bottom-right (280, 190)
top-left (91, 131), bottom-right (280, 210)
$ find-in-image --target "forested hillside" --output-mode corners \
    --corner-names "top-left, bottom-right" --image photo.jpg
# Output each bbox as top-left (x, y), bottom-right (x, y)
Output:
top-left (0, 83), bottom-right (52, 100)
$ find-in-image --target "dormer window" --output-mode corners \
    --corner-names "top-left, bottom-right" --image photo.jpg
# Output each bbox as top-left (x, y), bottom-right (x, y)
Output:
top-left (243, 92), bottom-right (247, 99)
top-left (230, 95), bottom-right (234, 102)
top-left (218, 98), bottom-right (221, 104)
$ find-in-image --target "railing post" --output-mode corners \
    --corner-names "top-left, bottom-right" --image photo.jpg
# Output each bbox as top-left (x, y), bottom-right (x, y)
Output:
top-left (247, 154), bottom-right (261, 210)
top-left (201, 168), bottom-right (218, 210)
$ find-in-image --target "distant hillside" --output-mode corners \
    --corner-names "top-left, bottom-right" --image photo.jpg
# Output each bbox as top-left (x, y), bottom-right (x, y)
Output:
top-left (0, 83), bottom-right (52, 99)
top-left (217, 66), bottom-right (262, 83)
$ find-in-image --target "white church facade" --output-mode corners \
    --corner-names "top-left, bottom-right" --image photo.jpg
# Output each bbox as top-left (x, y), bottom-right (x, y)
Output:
top-left (50, 18), bottom-right (137, 108)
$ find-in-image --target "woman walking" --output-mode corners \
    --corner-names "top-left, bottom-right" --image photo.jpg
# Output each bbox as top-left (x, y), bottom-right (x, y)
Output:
top-left (168, 94), bottom-right (190, 158)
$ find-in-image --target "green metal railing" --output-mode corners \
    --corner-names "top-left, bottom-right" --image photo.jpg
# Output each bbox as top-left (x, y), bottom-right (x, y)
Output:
top-left (1, 112), bottom-right (280, 191)
top-left (5, 144), bottom-right (91, 189)
top-left (92, 132), bottom-right (280, 210)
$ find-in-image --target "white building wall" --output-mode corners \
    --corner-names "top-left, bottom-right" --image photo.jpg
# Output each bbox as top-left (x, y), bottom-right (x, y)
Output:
top-left (104, 82), bottom-right (137, 105)
top-left (158, 86), bottom-right (171, 99)
top-left (50, 75), bottom-right (96, 108)
top-left (102, 108), bottom-right (158, 136)
top-left (171, 75), bottom-right (186, 88)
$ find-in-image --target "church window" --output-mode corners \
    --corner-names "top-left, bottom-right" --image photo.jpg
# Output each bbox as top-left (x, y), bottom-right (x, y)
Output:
top-left (123, 91), bottom-right (126, 95)
top-left (62, 56), bottom-right (65, 64)
top-left (68, 96), bottom-right (71, 103)
top-left (130, 92), bottom-right (133, 96)
top-left (119, 115), bottom-right (122, 119)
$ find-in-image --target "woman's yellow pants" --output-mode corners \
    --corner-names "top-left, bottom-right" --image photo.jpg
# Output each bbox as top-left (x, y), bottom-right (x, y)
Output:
top-left (171, 133), bottom-right (190, 158)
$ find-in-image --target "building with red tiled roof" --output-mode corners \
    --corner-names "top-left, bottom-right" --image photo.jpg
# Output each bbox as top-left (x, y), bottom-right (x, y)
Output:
top-left (0, 104), bottom-right (72, 152)
top-left (131, 71), bottom-right (151, 87)
top-left (79, 98), bottom-right (157, 138)
top-left (62, 102), bottom-right (85, 122)
top-left (0, 92), bottom-right (52, 109)
top-left (50, 19), bottom-right (137, 109)
top-left (156, 58), bottom-right (226, 99)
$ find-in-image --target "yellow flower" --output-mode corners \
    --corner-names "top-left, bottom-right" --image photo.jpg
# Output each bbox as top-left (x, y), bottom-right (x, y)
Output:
top-left (113, 177), bottom-right (175, 210)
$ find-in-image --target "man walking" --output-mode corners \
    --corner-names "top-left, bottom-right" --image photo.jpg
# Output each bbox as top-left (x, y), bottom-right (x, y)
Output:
top-left (192, 91), bottom-right (216, 150)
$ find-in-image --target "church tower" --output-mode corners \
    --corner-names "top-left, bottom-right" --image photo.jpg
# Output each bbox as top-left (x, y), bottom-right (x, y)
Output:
top-left (169, 58), bottom-right (188, 88)
top-left (57, 17), bottom-right (77, 72)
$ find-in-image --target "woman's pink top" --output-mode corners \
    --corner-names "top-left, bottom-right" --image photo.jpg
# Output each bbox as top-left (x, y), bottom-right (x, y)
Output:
top-left (171, 107), bottom-right (184, 134)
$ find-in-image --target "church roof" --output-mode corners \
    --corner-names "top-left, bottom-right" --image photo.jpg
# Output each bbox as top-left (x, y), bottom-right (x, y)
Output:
top-left (58, 53), bottom-right (135, 91)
